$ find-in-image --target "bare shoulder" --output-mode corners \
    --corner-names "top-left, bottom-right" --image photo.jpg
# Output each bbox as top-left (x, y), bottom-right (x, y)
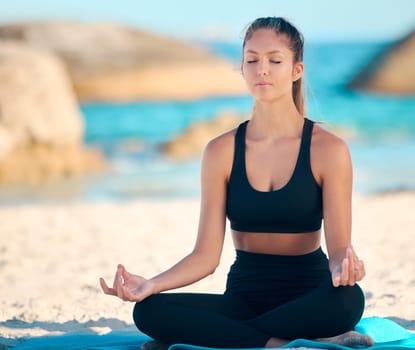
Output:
top-left (202, 126), bottom-right (237, 180)
top-left (204, 127), bottom-right (236, 155)
top-left (311, 123), bottom-right (352, 181)
top-left (312, 123), bottom-right (351, 161)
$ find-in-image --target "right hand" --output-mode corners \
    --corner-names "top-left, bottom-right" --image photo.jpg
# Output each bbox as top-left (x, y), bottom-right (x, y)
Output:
top-left (331, 246), bottom-right (366, 287)
top-left (99, 264), bottom-right (155, 302)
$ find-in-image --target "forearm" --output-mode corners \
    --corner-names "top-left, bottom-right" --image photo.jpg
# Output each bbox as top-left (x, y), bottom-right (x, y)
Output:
top-left (149, 251), bottom-right (218, 294)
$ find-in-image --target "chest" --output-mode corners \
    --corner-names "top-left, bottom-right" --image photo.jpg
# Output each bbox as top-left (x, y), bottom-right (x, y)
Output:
top-left (245, 137), bottom-right (302, 192)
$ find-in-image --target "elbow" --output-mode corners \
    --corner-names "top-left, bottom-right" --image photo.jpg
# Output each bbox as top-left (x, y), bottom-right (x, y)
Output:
top-left (191, 250), bottom-right (220, 278)
top-left (206, 261), bottom-right (219, 275)
top-left (191, 249), bottom-right (221, 277)
top-left (199, 256), bottom-right (220, 277)
top-left (208, 253), bottom-right (222, 275)
top-left (199, 257), bottom-right (219, 277)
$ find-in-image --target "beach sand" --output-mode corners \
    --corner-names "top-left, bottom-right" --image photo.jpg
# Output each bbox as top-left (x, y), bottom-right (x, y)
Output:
top-left (0, 192), bottom-right (414, 347)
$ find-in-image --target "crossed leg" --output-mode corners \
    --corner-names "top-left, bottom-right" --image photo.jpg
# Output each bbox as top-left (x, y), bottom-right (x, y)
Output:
top-left (134, 282), bottom-right (372, 349)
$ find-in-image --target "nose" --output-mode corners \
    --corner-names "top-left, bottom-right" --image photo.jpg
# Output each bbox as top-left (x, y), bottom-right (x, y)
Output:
top-left (258, 59), bottom-right (269, 76)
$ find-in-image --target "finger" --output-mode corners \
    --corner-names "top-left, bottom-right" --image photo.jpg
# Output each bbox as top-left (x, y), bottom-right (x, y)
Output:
top-left (332, 273), bottom-right (341, 287)
top-left (349, 244), bottom-right (359, 260)
top-left (355, 260), bottom-right (366, 281)
top-left (349, 245), bottom-right (366, 281)
top-left (118, 263), bottom-right (125, 272)
top-left (340, 258), bottom-right (349, 285)
top-left (99, 277), bottom-right (116, 296)
top-left (360, 260), bottom-right (366, 277)
top-left (112, 266), bottom-right (122, 289)
top-left (119, 264), bottom-right (132, 282)
top-left (115, 266), bottom-right (126, 299)
top-left (347, 248), bottom-right (355, 285)
top-left (121, 266), bottom-right (131, 281)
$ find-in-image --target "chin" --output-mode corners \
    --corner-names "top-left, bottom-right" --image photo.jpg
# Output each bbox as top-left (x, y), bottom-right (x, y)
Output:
top-left (254, 95), bottom-right (279, 103)
top-left (252, 90), bottom-right (290, 104)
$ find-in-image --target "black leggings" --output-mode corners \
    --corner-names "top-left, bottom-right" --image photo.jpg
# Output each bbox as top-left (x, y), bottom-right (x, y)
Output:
top-left (133, 248), bottom-right (365, 348)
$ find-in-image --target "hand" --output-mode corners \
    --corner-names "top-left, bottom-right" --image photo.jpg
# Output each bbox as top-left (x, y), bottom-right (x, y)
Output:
top-left (331, 245), bottom-right (366, 287)
top-left (99, 264), bottom-right (155, 302)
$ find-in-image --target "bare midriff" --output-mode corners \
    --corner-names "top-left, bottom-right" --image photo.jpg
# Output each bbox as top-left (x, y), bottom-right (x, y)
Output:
top-left (231, 230), bottom-right (321, 255)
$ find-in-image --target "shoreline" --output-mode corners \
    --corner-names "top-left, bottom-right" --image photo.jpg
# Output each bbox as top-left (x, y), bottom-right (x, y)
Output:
top-left (1, 192), bottom-right (414, 344)
top-left (1, 184), bottom-right (414, 208)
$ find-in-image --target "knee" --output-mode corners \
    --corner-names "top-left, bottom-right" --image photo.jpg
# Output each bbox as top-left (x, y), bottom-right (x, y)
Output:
top-left (133, 295), bottom-right (162, 336)
top-left (336, 284), bottom-right (364, 311)
top-left (332, 284), bottom-right (365, 329)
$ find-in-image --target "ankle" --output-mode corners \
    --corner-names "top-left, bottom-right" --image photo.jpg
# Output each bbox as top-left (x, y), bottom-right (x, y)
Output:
top-left (265, 337), bottom-right (288, 348)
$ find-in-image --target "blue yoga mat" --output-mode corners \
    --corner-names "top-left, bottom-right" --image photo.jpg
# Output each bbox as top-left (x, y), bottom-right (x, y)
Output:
top-left (11, 317), bottom-right (415, 350)
top-left (10, 326), bottom-right (150, 350)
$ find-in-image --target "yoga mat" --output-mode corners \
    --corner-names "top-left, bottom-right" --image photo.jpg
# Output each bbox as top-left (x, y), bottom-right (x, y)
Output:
top-left (10, 317), bottom-right (415, 350)
top-left (10, 327), bottom-right (151, 350)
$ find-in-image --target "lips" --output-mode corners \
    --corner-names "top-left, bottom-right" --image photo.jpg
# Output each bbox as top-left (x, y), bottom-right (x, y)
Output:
top-left (256, 81), bottom-right (272, 86)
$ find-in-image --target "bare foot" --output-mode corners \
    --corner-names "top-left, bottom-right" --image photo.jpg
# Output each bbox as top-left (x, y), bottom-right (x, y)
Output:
top-left (317, 331), bottom-right (374, 348)
top-left (141, 340), bottom-right (170, 350)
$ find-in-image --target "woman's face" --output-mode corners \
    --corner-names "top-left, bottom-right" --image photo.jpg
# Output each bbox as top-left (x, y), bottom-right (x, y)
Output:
top-left (242, 29), bottom-right (303, 103)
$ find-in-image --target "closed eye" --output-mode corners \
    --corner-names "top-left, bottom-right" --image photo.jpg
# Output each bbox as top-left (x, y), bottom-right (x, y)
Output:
top-left (246, 60), bottom-right (281, 64)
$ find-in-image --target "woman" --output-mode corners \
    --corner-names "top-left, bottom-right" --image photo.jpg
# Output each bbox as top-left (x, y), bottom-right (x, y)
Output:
top-left (100, 17), bottom-right (374, 349)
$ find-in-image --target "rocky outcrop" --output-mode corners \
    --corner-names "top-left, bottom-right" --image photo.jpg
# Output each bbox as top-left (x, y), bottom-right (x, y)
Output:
top-left (162, 113), bottom-right (245, 160)
top-left (348, 29), bottom-right (415, 95)
top-left (0, 21), bottom-right (247, 102)
top-left (0, 42), bottom-right (105, 185)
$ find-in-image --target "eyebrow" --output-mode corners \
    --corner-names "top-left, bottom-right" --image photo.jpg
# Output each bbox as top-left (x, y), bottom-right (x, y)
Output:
top-left (245, 49), bottom-right (284, 55)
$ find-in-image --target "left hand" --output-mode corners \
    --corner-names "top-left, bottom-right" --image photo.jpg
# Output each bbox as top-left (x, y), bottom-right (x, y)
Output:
top-left (331, 245), bottom-right (366, 287)
top-left (99, 264), bottom-right (155, 302)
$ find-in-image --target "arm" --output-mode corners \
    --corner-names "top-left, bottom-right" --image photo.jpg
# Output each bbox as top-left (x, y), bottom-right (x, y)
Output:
top-left (148, 137), bottom-right (228, 293)
top-left (100, 135), bottom-right (230, 301)
top-left (319, 134), bottom-right (365, 287)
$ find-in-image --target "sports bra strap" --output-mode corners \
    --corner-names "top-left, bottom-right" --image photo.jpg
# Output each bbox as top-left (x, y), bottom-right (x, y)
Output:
top-left (297, 118), bottom-right (314, 167)
top-left (232, 120), bottom-right (249, 170)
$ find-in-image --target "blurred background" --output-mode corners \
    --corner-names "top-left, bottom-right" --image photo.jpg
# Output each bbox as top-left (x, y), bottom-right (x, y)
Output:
top-left (0, 0), bottom-right (414, 203)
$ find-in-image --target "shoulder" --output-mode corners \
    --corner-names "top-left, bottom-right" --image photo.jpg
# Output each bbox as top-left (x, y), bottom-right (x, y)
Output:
top-left (310, 122), bottom-right (352, 182)
top-left (311, 122), bottom-right (351, 162)
top-left (204, 127), bottom-right (236, 156)
top-left (201, 124), bottom-right (239, 181)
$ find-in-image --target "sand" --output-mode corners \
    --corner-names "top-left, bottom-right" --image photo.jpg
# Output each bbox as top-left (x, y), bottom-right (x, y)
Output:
top-left (0, 192), bottom-right (414, 347)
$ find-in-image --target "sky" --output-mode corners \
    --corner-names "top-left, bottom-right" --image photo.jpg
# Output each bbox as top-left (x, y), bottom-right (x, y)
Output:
top-left (0, 0), bottom-right (414, 43)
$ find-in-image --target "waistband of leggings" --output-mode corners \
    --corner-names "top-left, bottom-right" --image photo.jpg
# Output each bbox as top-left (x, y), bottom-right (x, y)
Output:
top-left (234, 247), bottom-right (327, 265)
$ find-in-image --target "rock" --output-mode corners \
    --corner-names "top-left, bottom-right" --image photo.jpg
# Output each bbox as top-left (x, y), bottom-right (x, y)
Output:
top-left (0, 21), bottom-right (247, 102)
top-left (0, 144), bottom-right (104, 185)
top-left (0, 42), bottom-right (105, 185)
top-left (162, 112), bottom-right (245, 160)
top-left (348, 29), bottom-right (415, 95)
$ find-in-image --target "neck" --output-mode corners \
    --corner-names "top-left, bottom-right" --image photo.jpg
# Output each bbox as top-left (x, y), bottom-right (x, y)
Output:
top-left (249, 101), bottom-right (304, 139)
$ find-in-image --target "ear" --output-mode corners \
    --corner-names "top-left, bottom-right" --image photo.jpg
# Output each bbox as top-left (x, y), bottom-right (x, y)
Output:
top-left (292, 62), bottom-right (304, 82)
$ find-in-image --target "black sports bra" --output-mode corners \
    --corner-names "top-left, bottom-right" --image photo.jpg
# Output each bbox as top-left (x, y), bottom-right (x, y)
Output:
top-left (226, 118), bottom-right (323, 233)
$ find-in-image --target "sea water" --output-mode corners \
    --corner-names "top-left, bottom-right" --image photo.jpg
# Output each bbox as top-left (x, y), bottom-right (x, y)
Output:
top-left (1, 41), bottom-right (414, 203)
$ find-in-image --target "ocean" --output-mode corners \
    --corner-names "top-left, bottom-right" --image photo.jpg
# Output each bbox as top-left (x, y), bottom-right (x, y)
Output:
top-left (1, 40), bottom-right (415, 203)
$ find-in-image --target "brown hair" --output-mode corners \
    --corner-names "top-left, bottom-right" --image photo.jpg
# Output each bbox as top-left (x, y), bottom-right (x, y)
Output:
top-left (242, 17), bottom-right (305, 115)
